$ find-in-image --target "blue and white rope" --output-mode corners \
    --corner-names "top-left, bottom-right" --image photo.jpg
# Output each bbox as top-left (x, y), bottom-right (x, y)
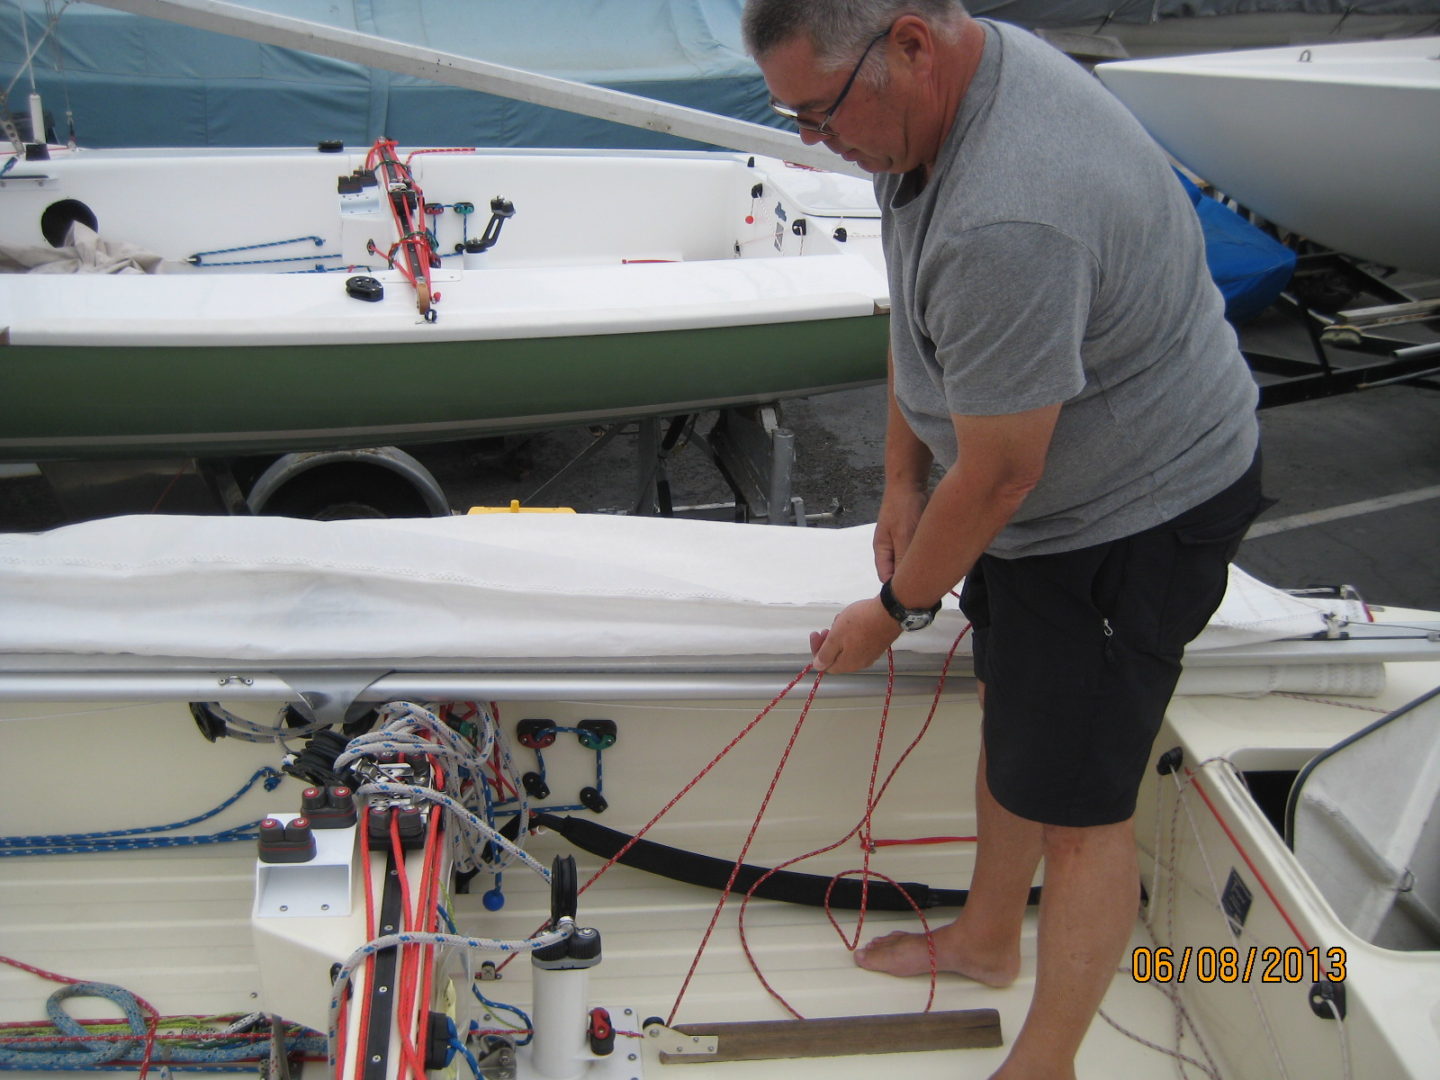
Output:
top-left (0, 983), bottom-right (323, 1070)
top-left (0, 769), bottom-right (283, 858)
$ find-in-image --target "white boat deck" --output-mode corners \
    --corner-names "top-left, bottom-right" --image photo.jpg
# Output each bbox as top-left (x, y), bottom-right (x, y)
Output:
top-left (1, 519), bottom-right (1437, 1077)
top-left (3, 648), bottom-right (1437, 1077)
top-left (0, 692), bottom-right (1174, 1078)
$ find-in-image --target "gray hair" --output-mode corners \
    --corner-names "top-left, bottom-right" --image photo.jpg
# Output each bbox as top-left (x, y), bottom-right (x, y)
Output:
top-left (742, 0), bottom-right (969, 76)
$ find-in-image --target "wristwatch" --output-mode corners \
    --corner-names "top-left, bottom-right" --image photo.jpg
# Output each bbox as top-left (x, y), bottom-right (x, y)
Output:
top-left (878, 578), bottom-right (941, 632)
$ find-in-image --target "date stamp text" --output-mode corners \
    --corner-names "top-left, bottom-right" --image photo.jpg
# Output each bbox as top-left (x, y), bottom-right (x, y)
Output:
top-left (1131, 945), bottom-right (1347, 984)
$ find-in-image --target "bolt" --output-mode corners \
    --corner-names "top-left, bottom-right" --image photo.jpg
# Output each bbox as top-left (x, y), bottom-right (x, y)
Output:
top-left (278, 905), bottom-right (288, 912)
top-left (321, 904), bottom-right (330, 911)
top-left (378, 985), bottom-right (389, 994)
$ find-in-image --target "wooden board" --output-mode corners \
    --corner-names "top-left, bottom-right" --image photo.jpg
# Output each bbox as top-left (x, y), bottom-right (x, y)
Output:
top-left (658, 1009), bottom-right (1002, 1064)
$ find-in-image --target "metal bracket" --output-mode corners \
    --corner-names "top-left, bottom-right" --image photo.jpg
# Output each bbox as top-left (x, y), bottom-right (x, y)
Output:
top-left (644, 1021), bottom-right (718, 1058)
top-left (274, 668), bottom-right (393, 728)
top-left (475, 1041), bottom-right (518, 1079)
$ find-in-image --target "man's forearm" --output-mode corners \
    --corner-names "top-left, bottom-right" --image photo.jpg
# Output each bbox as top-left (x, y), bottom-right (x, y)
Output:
top-left (888, 404), bottom-right (1059, 610)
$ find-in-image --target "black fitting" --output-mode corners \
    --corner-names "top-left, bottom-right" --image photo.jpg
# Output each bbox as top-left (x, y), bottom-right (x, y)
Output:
top-left (550, 854), bottom-right (578, 926)
top-left (1309, 979), bottom-right (1346, 1020)
top-left (424, 1012), bottom-right (453, 1069)
top-left (1156, 747), bottom-right (1185, 775)
top-left (588, 1007), bottom-right (615, 1055)
top-left (258, 817), bottom-right (316, 864)
top-left (302, 785), bottom-right (358, 829)
top-left (284, 729), bottom-right (352, 787)
top-left (190, 701), bottom-right (227, 742)
top-left (345, 275), bottom-right (384, 302)
top-left (518, 719), bottom-right (558, 749)
top-left (576, 719), bottom-right (617, 750)
top-left (522, 772), bottom-right (551, 800)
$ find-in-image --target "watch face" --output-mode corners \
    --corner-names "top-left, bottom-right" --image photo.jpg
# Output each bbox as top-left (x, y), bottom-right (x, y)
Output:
top-left (900, 611), bottom-right (933, 632)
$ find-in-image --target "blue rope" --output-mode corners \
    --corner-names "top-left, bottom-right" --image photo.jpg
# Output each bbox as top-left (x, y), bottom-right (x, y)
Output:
top-left (0, 1067), bottom-right (257, 1073)
top-left (0, 768), bottom-right (282, 857)
top-left (451, 1034), bottom-right (482, 1080)
top-left (0, 982), bottom-right (324, 1070)
top-left (186, 236), bottom-right (325, 263)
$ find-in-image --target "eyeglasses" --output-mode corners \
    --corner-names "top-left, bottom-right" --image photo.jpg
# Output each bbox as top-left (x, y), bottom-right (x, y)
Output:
top-left (770, 26), bottom-right (891, 138)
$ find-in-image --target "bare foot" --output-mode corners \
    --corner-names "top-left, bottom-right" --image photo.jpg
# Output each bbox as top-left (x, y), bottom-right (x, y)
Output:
top-left (854, 928), bottom-right (1018, 987)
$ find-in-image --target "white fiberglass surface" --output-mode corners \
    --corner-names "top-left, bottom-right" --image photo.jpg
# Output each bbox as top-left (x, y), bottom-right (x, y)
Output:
top-left (0, 693), bottom-right (1189, 1079)
top-left (1096, 35), bottom-right (1440, 86)
top-left (0, 149), bottom-right (875, 272)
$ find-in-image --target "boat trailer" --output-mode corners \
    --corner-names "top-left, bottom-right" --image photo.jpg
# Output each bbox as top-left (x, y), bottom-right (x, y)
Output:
top-left (1247, 253), bottom-right (1440, 409)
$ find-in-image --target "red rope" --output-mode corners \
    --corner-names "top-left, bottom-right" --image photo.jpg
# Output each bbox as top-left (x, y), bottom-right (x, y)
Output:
top-left (665, 667), bottom-right (829, 1024)
top-left (411, 781), bottom-right (446, 1080)
top-left (495, 665), bottom-right (818, 975)
top-left (730, 625), bottom-right (971, 1020)
top-left (403, 146), bottom-right (477, 167)
top-left (365, 138), bottom-right (437, 310)
top-left (870, 835), bottom-right (979, 847)
top-left (347, 806), bottom-right (380, 1080)
top-left (388, 815), bottom-right (427, 1080)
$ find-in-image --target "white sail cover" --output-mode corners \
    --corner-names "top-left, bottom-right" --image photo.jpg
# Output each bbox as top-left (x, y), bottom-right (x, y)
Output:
top-left (0, 513), bottom-right (1361, 663)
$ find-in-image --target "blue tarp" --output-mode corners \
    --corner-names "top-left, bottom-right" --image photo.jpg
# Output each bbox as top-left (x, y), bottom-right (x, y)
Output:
top-left (1175, 169), bottom-right (1297, 322)
top-left (0, 0), bottom-right (774, 150)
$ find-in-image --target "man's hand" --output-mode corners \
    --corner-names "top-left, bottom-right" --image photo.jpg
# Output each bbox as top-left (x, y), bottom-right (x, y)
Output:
top-left (809, 597), bottom-right (900, 673)
top-left (873, 486), bottom-right (929, 581)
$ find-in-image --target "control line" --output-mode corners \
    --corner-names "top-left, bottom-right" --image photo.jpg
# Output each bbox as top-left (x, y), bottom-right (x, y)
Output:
top-left (1246, 483), bottom-right (1440, 539)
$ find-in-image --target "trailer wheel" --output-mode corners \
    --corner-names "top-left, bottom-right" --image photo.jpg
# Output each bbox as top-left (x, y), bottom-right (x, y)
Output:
top-left (246, 449), bottom-right (450, 520)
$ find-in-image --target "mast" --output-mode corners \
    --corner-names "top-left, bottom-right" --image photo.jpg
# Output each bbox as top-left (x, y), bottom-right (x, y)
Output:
top-left (80, 0), bottom-right (865, 178)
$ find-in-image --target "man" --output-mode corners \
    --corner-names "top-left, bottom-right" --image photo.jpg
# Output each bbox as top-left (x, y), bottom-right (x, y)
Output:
top-left (742, 2), bottom-right (1265, 1077)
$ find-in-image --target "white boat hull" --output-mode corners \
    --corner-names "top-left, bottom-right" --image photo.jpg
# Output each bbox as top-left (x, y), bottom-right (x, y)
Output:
top-left (1096, 36), bottom-right (1440, 273)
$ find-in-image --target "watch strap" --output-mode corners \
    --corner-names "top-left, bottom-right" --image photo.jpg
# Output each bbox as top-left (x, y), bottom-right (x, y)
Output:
top-left (879, 578), bottom-right (941, 626)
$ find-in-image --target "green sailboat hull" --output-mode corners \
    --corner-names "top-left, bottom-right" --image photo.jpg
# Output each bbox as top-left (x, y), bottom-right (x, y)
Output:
top-left (1, 314), bottom-right (888, 460)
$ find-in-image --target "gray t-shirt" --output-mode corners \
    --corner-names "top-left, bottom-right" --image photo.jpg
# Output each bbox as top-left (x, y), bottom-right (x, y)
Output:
top-left (876, 21), bottom-right (1258, 559)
